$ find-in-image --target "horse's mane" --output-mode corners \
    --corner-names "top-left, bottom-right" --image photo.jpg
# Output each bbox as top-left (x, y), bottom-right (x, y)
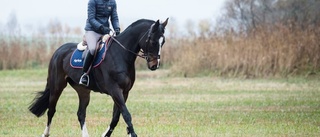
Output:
top-left (121, 19), bottom-right (155, 33)
top-left (130, 19), bottom-right (154, 26)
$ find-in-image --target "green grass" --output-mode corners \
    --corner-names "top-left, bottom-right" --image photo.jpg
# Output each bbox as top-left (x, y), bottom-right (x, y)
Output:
top-left (0, 69), bottom-right (320, 136)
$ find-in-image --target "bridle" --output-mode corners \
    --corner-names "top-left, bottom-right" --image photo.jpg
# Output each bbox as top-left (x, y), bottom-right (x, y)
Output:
top-left (109, 23), bottom-right (166, 62)
top-left (143, 24), bottom-right (166, 62)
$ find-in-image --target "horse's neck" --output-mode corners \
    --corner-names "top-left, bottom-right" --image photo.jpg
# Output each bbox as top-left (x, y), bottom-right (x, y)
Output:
top-left (119, 25), bottom-right (150, 53)
top-left (112, 26), bottom-right (148, 65)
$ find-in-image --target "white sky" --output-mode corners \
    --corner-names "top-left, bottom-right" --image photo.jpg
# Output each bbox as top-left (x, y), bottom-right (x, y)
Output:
top-left (0, 0), bottom-right (226, 33)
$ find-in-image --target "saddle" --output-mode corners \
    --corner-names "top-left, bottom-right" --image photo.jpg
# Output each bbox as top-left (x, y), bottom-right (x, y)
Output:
top-left (70, 35), bottom-right (111, 69)
top-left (77, 35), bottom-right (110, 52)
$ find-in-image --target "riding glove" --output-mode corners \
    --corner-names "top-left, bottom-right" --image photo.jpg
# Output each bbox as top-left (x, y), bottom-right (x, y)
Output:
top-left (99, 25), bottom-right (111, 34)
top-left (115, 28), bottom-right (120, 35)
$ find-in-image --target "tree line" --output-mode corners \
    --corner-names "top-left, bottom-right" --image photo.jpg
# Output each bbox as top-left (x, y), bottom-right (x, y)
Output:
top-left (1, 11), bottom-right (82, 37)
top-left (1, 0), bottom-right (320, 78)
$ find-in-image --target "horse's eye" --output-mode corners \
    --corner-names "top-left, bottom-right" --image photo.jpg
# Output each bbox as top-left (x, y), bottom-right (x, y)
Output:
top-left (151, 41), bottom-right (158, 46)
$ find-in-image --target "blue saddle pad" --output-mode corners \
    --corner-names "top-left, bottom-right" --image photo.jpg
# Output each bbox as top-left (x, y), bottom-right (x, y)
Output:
top-left (70, 43), bottom-right (107, 69)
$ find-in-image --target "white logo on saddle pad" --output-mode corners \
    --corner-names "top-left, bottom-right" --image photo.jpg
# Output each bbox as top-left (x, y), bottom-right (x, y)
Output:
top-left (74, 59), bottom-right (82, 63)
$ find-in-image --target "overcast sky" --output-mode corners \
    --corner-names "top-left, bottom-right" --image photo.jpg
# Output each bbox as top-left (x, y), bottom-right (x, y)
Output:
top-left (0, 0), bottom-right (226, 33)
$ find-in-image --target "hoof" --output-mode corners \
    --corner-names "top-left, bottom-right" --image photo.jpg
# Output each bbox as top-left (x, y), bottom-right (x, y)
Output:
top-left (127, 126), bottom-right (137, 137)
top-left (128, 133), bottom-right (137, 137)
top-left (41, 134), bottom-right (49, 137)
top-left (101, 126), bottom-right (113, 137)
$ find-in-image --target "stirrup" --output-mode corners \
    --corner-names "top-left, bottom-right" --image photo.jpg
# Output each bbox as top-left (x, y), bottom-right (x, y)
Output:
top-left (79, 73), bottom-right (89, 87)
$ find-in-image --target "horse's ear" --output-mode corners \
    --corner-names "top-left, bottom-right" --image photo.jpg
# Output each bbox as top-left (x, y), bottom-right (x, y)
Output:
top-left (152, 20), bottom-right (160, 32)
top-left (162, 18), bottom-right (169, 28)
top-left (155, 20), bottom-right (160, 25)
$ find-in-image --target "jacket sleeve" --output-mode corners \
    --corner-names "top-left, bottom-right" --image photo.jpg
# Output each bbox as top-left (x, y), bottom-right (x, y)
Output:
top-left (110, 1), bottom-right (120, 30)
top-left (87, 0), bottom-right (102, 31)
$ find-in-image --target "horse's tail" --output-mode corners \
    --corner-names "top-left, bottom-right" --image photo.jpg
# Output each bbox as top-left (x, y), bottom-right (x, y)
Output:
top-left (28, 86), bottom-right (50, 117)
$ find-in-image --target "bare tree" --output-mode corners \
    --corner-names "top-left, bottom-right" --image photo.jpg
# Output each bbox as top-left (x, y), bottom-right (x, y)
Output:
top-left (275, 0), bottom-right (320, 29)
top-left (6, 11), bottom-right (21, 35)
top-left (47, 18), bottom-right (63, 36)
top-left (166, 17), bottom-right (179, 39)
top-left (72, 26), bottom-right (83, 36)
top-left (198, 19), bottom-right (212, 38)
top-left (217, 0), bottom-right (320, 33)
top-left (185, 19), bottom-right (196, 38)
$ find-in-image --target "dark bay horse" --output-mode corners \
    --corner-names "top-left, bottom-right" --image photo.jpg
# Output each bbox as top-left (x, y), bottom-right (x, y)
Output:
top-left (28, 18), bottom-right (169, 137)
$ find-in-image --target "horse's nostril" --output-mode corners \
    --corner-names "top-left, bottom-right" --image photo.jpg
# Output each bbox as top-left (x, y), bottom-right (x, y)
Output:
top-left (150, 65), bottom-right (157, 71)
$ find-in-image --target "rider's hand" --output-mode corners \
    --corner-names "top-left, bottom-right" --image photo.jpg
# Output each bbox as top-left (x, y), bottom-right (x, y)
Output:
top-left (115, 28), bottom-right (120, 36)
top-left (99, 26), bottom-right (110, 34)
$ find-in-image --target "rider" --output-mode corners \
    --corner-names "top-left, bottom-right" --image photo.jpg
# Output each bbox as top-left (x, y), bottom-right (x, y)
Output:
top-left (80, 0), bottom-right (121, 86)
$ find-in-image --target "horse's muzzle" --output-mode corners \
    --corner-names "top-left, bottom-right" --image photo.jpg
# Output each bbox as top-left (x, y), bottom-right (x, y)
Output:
top-left (149, 65), bottom-right (158, 71)
top-left (147, 57), bottom-right (159, 71)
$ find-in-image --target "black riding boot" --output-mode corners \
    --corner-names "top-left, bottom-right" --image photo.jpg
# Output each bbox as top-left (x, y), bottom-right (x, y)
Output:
top-left (79, 52), bottom-right (94, 86)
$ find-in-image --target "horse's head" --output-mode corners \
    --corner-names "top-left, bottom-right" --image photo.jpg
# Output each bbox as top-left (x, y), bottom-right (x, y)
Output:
top-left (140, 18), bottom-right (169, 71)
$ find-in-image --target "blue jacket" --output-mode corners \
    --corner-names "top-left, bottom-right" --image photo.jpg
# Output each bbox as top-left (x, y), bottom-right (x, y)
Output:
top-left (85, 0), bottom-right (120, 33)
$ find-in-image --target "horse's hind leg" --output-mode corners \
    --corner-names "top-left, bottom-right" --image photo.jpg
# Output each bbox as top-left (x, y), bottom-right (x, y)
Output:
top-left (68, 81), bottom-right (91, 137)
top-left (43, 72), bottom-right (67, 137)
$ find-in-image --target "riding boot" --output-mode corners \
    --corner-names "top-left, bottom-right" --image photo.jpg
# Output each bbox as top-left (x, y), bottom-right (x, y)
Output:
top-left (79, 52), bottom-right (94, 86)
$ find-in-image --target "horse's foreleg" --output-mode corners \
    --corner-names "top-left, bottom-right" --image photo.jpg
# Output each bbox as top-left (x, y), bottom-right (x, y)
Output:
top-left (121, 105), bottom-right (137, 137)
top-left (111, 92), bottom-right (137, 137)
top-left (74, 87), bottom-right (91, 137)
top-left (102, 92), bottom-right (132, 137)
top-left (121, 93), bottom-right (137, 137)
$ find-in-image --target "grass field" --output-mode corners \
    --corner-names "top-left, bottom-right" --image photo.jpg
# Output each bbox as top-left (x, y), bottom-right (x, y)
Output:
top-left (0, 69), bottom-right (319, 137)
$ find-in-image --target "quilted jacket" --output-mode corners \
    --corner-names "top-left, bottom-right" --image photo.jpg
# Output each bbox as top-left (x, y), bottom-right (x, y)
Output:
top-left (84, 0), bottom-right (120, 33)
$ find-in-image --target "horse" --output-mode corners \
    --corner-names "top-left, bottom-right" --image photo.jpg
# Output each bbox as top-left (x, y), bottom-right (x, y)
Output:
top-left (28, 18), bottom-right (169, 137)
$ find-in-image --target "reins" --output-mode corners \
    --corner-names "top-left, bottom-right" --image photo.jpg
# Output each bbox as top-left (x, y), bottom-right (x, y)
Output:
top-left (108, 31), bottom-right (149, 59)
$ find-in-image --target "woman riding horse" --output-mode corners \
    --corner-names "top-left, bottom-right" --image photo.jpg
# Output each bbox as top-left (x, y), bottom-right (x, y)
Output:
top-left (80, 0), bottom-right (121, 86)
top-left (29, 18), bottom-right (169, 137)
